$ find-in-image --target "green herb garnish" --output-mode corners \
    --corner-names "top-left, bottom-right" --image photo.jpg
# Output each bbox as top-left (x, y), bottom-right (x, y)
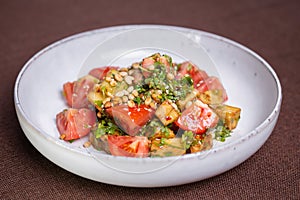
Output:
top-left (214, 121), bottom-right (232, 142)
top-left (94, 119), bottom-right (121, 138)
top-left (181, 131), bottom-right (195, 149)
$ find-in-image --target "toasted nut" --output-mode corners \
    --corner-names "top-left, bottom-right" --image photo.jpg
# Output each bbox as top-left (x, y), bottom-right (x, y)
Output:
top-left (59, 134), bottom-right (66, 140)
top-left (110, 79), bottom-right (117, 86)
top-left (128, 100), bottom-right (135, 108)
top-left (106, 92), bottom-right (113, 98)
top-left (105, 76), bottom-right (111, 82)
top-left (104, 101), bottom-right (112, 108)
top-left (127, 86), bottom-right (134, 93)
top-left (167, 73), bottom-right (174, 80)
top-left (83, 141), bottom-right (91, 148)
top-left (122, 96), bottom-right (129, 103)
top-left (132, 62), bottom-right (140, 69)
top-left (128, 94), bottom-right (135, 100)
top-left (132, 90), bottom-right (139, 97)
top-left (119, 68), bottom-right (129, 72)
top-left (156, 90), bottom-right (163, 95)
top-left (115, 90), bottom-right (125, 97)
top-left (151, 93), bottom-right (160, 101)
top-left (113, 97), bottom-right (122, 104)
top-left (145, 97), bottom-right (152, 106)
top-left (114, 73), bottom-right (123, 82)
top-left (125, 75), bottom-right (134, 85)
top-left (97, 112), bottom-right (102, 118)
top-left (123, 90), bottom-right (129, 95)
top-left (119, 71), bottom-right (128, 77)
top-left (128, 69), bottom-right (134, 75)
top-left (150, 102), bottom-right (157, 109)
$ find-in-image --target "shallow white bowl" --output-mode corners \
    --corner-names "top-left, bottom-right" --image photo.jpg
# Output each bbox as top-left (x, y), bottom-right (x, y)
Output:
top-left (14, 25), bottom-right (282, 187)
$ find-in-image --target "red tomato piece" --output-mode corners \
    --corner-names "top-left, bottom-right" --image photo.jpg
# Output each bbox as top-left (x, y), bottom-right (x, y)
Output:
top-left (63, 75), bottom-right (98, 109)
top-left (106, 104), bottom-right (155, 136)
top-left (56, 108), bottom-right (97, 141)
top-left (175, 102), bottom-right (219, 134)
top-left (89, 66), bottom-right (119, 80)
top-left (157, 56), bottom-right (171, 68)
top-left (107, 135), bottom-right (149, 157)
top-left (176, 62), bottom-right (209, 87)
top-left (196, 76), bottom-right (228, 102)
top-left (141, 57), bottom-right (155, 78)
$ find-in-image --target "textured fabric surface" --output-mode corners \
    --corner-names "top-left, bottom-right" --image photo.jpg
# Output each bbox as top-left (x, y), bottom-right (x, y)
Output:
top-left (0, 0), bottom-right (299, 199)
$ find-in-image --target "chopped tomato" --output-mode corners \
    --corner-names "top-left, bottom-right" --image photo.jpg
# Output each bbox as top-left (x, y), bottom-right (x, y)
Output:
top-left (56, 108), bottom-right (97, 141)
top-left (196, 76), bottom-right (228, 102)
top-left (107, 135), bottom-right (149, 157)
top-left (176, 61), bottom-right (209, 87)
top-left (106, 104), bottom-right (155, 136)
top-left (141, 57), bottom-right (155, 78)
top-left (63, 75), bottom-right (98, 108)
top-left (89, 66), bottom-right (118, 80)
top-left (175, 102), bottom-right (219, 134)
top-left (157, 56), bottom-right (171, 68)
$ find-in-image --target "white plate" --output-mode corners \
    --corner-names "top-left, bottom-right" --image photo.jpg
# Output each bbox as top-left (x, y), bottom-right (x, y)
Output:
top-left (14, 25), bottom-right (282, 187)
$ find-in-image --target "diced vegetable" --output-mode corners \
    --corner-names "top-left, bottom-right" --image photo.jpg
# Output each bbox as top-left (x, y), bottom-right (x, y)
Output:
top-left (176, 61), bottom-right (209, 88)
top-left (175, 101), bottom-right (219, 134)
top-left (212, 105), bottom-right (241, 130)
top-left (141, 119), bottom-right (175, 139)
top-left (89, 133), bottom-right (110, 154)
top-left (199, 89), bottom-right (225, 105)
top-left (196, 76), bottom-right (228, 104)
top-left (89, 66), bottom-right (119, 80)
top-left (106, 104), bottom-right (155, 136)
top-left (150, 138), bottom-right (186, 157)
top-left (155, 100), bottom-right (180, 126)
top-left (190, 134), bottom-right (213, 153)
top-left (177, 89), bottom-right (200, 111)
top-left (56, 108), bottom-right (97, 141)
top-left (63, 75), bottom-right (99, 109)
top-left (108, 135), bottom-right (149, 158)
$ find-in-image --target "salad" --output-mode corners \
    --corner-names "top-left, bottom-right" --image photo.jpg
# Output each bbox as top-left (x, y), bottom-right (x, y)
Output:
top-left (56, 53), bottom-right (241, 157)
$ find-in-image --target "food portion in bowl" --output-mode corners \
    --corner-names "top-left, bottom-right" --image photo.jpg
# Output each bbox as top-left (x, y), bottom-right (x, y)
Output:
top-left (56, 53), bottom-right (241, 157)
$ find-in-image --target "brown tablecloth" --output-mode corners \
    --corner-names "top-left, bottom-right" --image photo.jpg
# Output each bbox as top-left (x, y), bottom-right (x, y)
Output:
top-left (1, 0), bottom-right (299, 199)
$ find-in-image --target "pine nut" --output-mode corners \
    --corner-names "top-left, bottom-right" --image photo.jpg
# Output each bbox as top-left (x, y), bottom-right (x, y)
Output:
top-left (128, 94), bottom-right (135, 100)
top-left (122, 96), bottom-right (128, 103)
top-left (110, 79), bottom-right (117, 86)
top-left (132, 90), bottom-right (139, 97)
top-left (167, 73), bottom-right (174, 80)
top-left (105, 76), bottom-right (111, 82)
top-left (127, 100), bottom-right (135, 108)
top-left (125, 76), bottom-right (134, 85)
top-left (83, 141), bottom-right (91, 148)
top-left (114, 73), bottom-right (123, 82)
top-left (145, 97), bottom-right (152, 105)
top-left (120, 71), bottom-right (128, 77)
top-left (127, 86), bottom-right (134, 93)
top-left (132, 62), bottom-right (140, 69)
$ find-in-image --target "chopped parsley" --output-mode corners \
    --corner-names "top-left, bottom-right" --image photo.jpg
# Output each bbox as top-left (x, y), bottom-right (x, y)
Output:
top-left (181, 131), bottom-right (195, 149)
top-left (213, 121), bottom-right (232, 142)
top-left (93, 119), bottom-right (121, 138)
top-left (133, 96), bottom-right (142, 106)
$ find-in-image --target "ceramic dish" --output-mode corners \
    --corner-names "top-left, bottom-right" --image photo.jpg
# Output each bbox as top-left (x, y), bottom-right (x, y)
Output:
top-left (14, 25), bottom-right (282, 187)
